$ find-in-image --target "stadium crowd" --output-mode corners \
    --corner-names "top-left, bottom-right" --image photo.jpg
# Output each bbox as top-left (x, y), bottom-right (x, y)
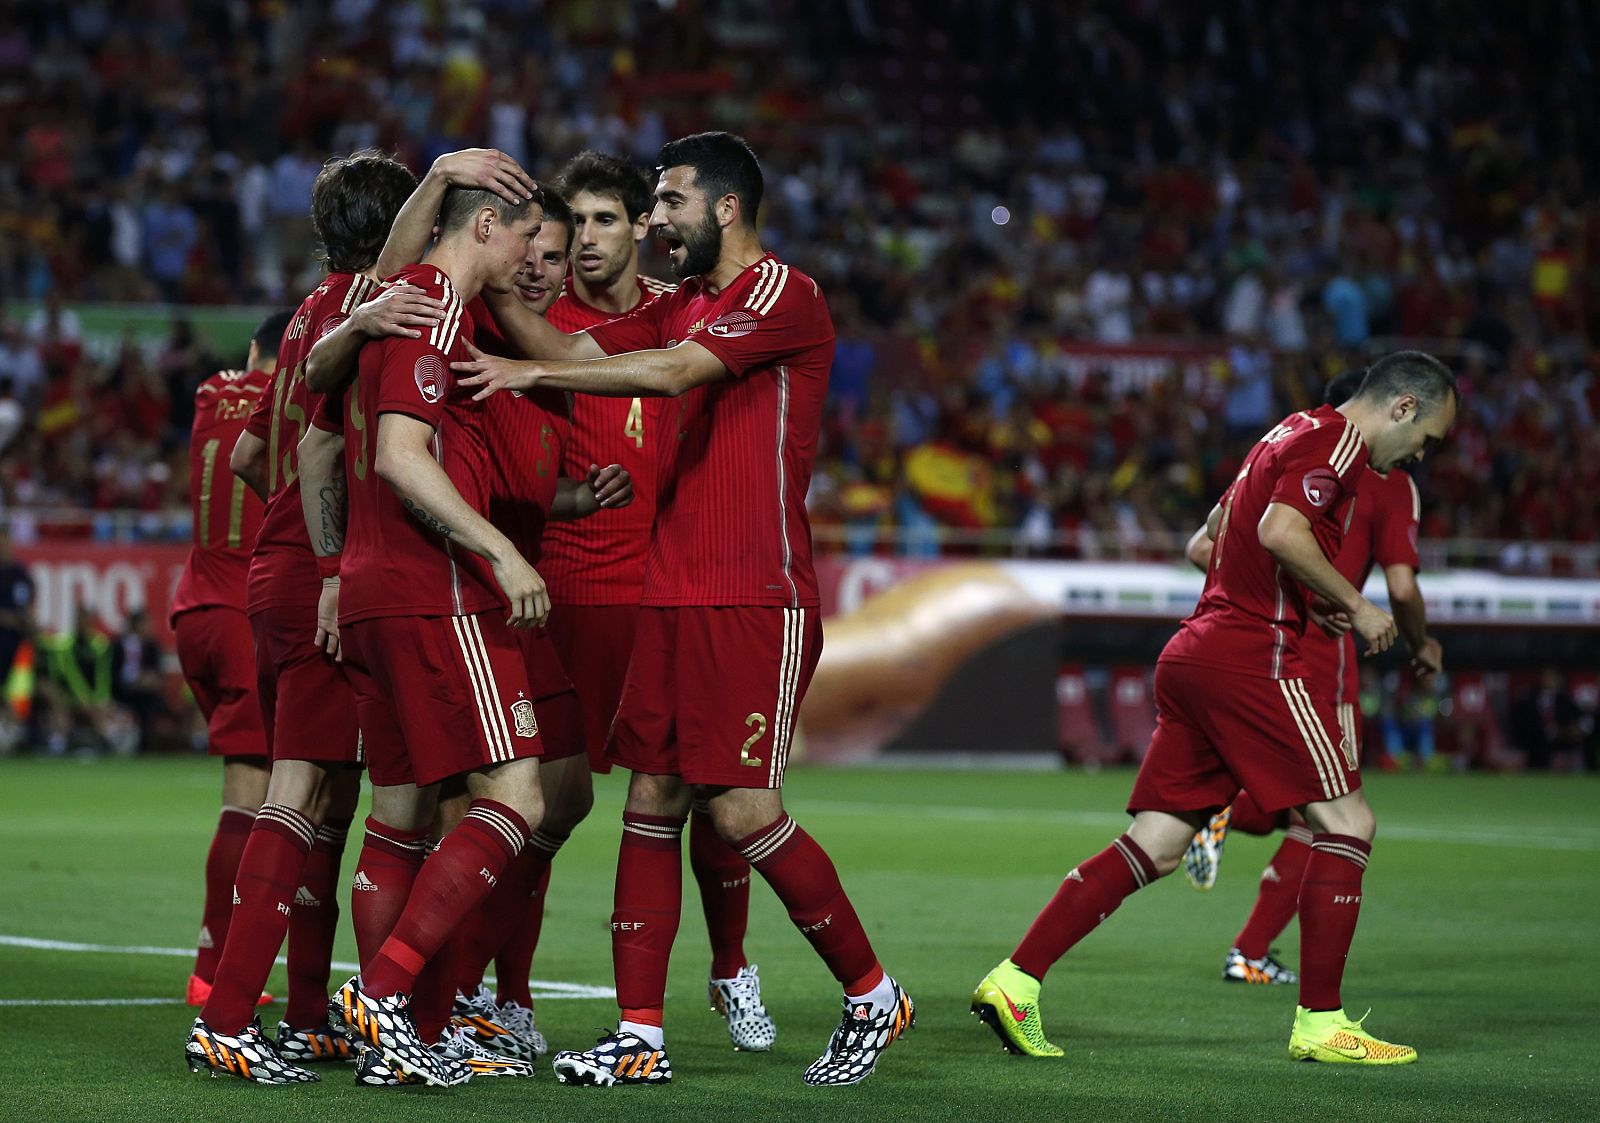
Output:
top-left (0, 0), bottom-right (1598, 558)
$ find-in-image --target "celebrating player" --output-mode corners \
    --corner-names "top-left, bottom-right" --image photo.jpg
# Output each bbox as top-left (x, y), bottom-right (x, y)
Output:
top-left (971, 351), bottom-right (1456, 1066)
top-left (454, 131), bottom-right (914, 1088)
top-left (185, 151), bottom-right (424, 1085)
top-left (303, 180), bottom-right (556, 1088)
top-left (1181, 371), bottom-right (1443, 987)
top-left (173, 311), bottom-right (285, 1010)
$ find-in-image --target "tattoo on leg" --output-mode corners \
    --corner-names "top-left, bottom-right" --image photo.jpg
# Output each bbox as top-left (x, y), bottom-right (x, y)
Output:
top-left (402, 497), bottom-right (453, 538)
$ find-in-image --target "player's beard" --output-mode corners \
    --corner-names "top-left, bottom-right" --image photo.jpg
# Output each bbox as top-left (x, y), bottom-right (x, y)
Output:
top-left (669, 210), bottom-right (722, 279)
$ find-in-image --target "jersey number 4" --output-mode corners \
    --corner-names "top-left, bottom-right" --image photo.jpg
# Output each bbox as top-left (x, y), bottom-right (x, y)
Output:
top-left (624, 397), bottom-right (645, 449)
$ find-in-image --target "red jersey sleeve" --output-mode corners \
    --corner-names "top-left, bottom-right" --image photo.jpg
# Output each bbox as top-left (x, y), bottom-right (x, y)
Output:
top-left (692, 266), bottom-right (832, 378)
top-left (1372, 470), bottom-right (1421, 570)
top-left (244, 370), bottom-right (276, 441)
top-left (372, 335), bottom-right (451, 429)
top-left (586, 292), bottom-right (674, 356)
top-left (1268, 420), bottom-right (1368, 523)
top-left (311, 386), bottom-right (344, 434)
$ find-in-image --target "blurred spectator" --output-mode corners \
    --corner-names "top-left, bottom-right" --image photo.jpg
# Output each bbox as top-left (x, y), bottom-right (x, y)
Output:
top-left (1512, 668), bottom-right (1586, 772)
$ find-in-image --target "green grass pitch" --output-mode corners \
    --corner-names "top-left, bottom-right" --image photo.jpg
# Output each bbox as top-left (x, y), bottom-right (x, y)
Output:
top-left (2, 757), bottom-right (1597, 1121)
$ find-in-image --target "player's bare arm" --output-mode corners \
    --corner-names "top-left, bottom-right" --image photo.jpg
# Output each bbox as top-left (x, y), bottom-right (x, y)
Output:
top-left (375, 412), bottom-right (550, 627)
top-left (551, 464), bottom-right (633, 521)
top-left (1384, 562), bottom-right (1442, 673)
top-left (481, 288), bottom-right (605, 363)
top-left (303, 285), bottom-right (445, 394)
top-left (375, 149), bottom-right (539, 277)
top-left (1257, 502), bottom-right (1396, 653)
top-left (229, 429), bottom-right (269, 502)
top-left (453, 337), bottom-right (725, 400)
top-left (297, 424), bottom-right (347, 658)
top-left (1184, 504), bottom-right (1222, 572)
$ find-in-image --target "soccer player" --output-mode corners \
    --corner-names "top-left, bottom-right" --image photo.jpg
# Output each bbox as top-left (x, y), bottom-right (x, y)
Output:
top-left (453, 131), bottom-right (914, 1088)
top-left (173, 311), bottom-right (285, 1009)
top-left (970, 351), bottom-right (1457, 1065)
top-left (1181, 371), bottom-right (1443, 987)
top-left (304, 180), bottom-right (555, 1088)
top-left (543, 151), bottom-right (774, 1052)
top-left (185, 150), bottom-right (428, 1086)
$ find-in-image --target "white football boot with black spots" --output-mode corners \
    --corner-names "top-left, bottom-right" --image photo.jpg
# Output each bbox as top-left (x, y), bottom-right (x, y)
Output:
top-left (709, 964), bottom-right (777, 1051)
top-left (551, 1029), bottom-right (672, 1086)
top-left (1222, 947), bottom-right (1299, 985)
top-left (353, 1043), bottom-right (472, 1088)
top-left (186, 1016), bottom-right (319, 1084)
top-left (274, 1021), bottom-right (356, 1064)
top-left (451, 985), bottom-right (534, 1061)
top-left (332, 974), bottom-right (462, 1087)
top-left (495, 999), bottom-right (549, 1058)
top-left (435, 1025), bottom-right (536, 1078)
top-left (802, 978), bottom-right (915, 1087)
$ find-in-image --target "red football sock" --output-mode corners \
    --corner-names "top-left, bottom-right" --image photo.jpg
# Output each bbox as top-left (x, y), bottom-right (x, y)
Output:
top-left (1234, 825), bottom-right (1313, 959)
top-left (200, 805), bottom-right (316, 1034)
top-left (1297, 833), bottom-right (1371, 1011)
top-left (452, 827), bottom-right (566, 998)
top-left (485, 830), bottom-right (562, 1007)
top-left (350, 817), bottom-right (429, 970)
top-left (193, 806), bottom-right (253, 983)
top-left (690, 800), bottom-right (752, 980)
top-left (1229, 789), bottom-right (1286, 836)
top-left (611, 812), bottom-right (686, 1024)
top-left (734, 816), bottom-right (880, 993)
top-left (283, 817), bottom-right (350, 1029)
top-left (363, 800), bottom-right (528, 999)
top-left (1010, 834), bottom-right (1159, 981)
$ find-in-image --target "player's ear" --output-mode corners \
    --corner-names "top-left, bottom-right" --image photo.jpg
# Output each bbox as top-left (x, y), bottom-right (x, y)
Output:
top-left (719, 193), bottom-right (738, 229)
top-left (478, 206), bottom-right (497, 244)
top-left (632, 211), bottom-right (651, 240)
top-left (1393, 393), bottom-right (1418, 423)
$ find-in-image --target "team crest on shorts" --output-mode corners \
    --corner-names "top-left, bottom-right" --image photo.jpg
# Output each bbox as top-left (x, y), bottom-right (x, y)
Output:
top-left (510, 699), bottom-right (538, 738)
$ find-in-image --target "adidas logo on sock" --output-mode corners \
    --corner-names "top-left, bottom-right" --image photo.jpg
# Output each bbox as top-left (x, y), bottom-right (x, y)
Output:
top-left (352, 871), bottom-right (379, 893)
top-left (294, 886), bottom-right (321, 907)
top-left (232, 886), bottom-right (241, 905)
top-left (1261, 865), bottom-right (1281, 883)
top-left (197, 926), bottom-right (213, 949)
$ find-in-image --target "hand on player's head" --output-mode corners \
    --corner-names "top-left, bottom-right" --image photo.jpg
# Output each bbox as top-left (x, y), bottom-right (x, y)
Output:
top-left (433, 148), bottom-right (539, 206)
top-left (352, 284), bottom-right (444, 340)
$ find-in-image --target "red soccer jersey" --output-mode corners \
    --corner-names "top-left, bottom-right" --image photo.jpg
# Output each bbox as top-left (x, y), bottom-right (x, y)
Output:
top-left (1303, 466), bottom-right (1423, 703)
top-left (538, 275), bottom-right (672, 605)
top-left (1164, 405), bottom-right (1370, 681)
top-left (468, 298), bottom-right (572, 565)
top-left (170, 367), bottom-right (273, 620)
top-left (317, 265), bottom-right (502, 625)
top-left (244, 272), bottom-right (385, 614)
top-left (586, 254), bottom-right (834, 608)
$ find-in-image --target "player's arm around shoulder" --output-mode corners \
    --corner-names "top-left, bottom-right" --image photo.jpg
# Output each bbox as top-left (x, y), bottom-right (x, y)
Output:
top-left (304, 284), bottom-right (446, 395)
top-left (453, 336), bottom-right (725, 400)
top-left (373, 413), bottom-right (549, 627)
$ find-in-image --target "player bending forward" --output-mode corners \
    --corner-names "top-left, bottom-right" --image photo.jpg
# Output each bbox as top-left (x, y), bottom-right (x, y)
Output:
top-left (972, 352), bottom-right (1456, 1065)
top-left (1181, 371), bottom-right (1442, 988)
top-left (454, 131), bottom-right (913, 1088)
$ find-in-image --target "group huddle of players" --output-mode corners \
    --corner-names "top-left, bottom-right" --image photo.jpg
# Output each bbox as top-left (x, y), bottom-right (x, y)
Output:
top-left (170, 128), bottom-right (1456, 1093)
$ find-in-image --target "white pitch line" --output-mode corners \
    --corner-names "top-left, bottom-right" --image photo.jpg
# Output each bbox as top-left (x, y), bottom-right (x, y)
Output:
top-left (0, 998), bottom-right (191, 1007)
top-left (791, 800), bottom-right (1600, 852)
top-left (0, 935), bottom-right (615, 1000)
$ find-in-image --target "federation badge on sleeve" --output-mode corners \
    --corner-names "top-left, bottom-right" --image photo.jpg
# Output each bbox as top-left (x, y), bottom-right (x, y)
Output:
top-left (510, 699), bottom-right (539, 739)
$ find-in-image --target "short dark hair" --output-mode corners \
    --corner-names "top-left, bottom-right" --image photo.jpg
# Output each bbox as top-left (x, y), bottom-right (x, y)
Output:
top-left (656, 131), bottom-right (763, 228)
top-left (538, 186), bottom-right (574, 250)
top-left (1353, 350), bottom-right (1459, 416)
top-left (311, 149), bottom-right (418, 274)
top-left (251, 310), bottom-right (295, 360)
top-left (437, 183), bottom-right (545, 236)
top-left (558, 150), bottom-right (653, 222)
top-left (1323, 371), bottom-right (1366, 408)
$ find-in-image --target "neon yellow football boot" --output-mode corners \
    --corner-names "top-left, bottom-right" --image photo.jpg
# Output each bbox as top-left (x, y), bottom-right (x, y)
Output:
top-left (970, 960), bottom-right (1064, 1058)
top-left (1288, 1006), bottom-right (1417, 1065)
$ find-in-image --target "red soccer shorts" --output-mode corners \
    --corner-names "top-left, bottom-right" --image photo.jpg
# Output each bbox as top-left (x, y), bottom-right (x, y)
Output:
top-left (174, 607), bottom-right (267, 759)
top-left (514, 628), bottom-right (583, 763)
top-left (608, 606), bottom-right (822, 789)
top-left (341, 610), bottom-right (542, 788)
top-left (250, 603), bottom-right (361, 765)
top-left (1128, 659), bottom-right (1362, 816)
top-left (546, 604), bottom-right (640, 774)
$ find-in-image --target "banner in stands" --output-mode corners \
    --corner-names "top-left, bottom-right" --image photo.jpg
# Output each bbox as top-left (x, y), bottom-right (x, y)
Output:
top-left (1052, 340), bottom-right (1234, 397)
top-left (15, 543), bottom-right (187, 646)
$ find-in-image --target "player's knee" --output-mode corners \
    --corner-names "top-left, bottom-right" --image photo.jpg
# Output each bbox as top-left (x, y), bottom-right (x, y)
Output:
top-left (702, 787), bottom-right (784, 845)
top-left (542, 780), bottom-right (594, 834)
top-left (624, 770), bottom-right (690, 818)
